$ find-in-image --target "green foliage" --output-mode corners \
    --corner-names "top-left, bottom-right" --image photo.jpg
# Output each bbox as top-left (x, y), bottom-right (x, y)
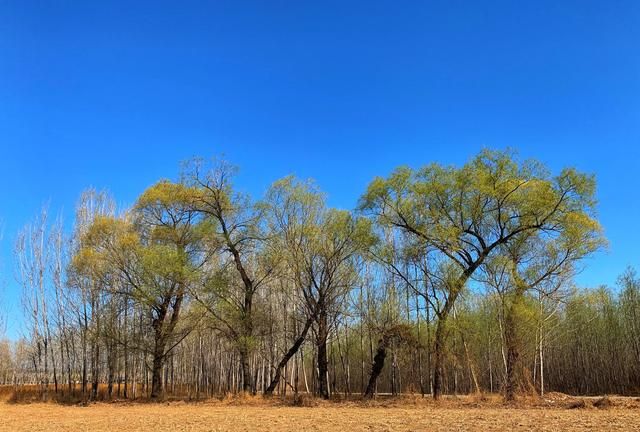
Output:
top-left (360, 149), bottom-right (603, 259)
top-left (361, 149), bottom-right (605, 306)
top-left (265, 175), bottom-right (375, 287)
top-left (71, 179), bottom-right (206, 319)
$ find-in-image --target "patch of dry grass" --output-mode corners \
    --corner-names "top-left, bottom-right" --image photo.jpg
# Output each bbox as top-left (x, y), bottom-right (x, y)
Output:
top-left (1, 392), bottom-right (640, 431)
top-left (1, 401), bottom-right (640, 431)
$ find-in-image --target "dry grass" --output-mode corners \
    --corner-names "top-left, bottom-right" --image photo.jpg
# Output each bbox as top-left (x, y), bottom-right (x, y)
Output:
top-left (1, 389), bottom-right (640, 431)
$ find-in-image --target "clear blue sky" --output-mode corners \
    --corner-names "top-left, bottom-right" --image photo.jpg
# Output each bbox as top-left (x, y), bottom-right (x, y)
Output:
top-left (1, 1), bottom-right (638, 339)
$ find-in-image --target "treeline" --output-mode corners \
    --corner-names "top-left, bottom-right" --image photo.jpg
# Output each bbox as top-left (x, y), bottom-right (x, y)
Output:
top-left (2, 149), bottom-right (636, 402)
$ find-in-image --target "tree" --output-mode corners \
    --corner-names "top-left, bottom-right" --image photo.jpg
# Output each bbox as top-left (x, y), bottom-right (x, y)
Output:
top-left (265, 176), bottom-right (374, 398)
top-left (363, 324), bottom-right (415, 398)
top-left (482, 212), bottom-right (604, 400)
top-left (360, 149), bottom-right (602, 398)
top-left (186, 159), bottom-right (277, 394)
top-left (15, 208), bottom-right (55, 399)
top-left (260, 177), bottom-right (322, 395)
top-left (68, 188), bottom-right (117, 400)
top-left (619, 268), bottom-right (640, 371)
top-left (72, 181), bottom-right (205, 399)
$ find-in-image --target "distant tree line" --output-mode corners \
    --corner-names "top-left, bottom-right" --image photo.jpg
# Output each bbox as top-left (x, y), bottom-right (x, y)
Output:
top-left (3, 149), bottom-right (637, 403)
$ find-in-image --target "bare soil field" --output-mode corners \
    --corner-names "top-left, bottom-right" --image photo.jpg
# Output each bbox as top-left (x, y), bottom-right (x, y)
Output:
top-left (1, 394), bottom-right (640, 431)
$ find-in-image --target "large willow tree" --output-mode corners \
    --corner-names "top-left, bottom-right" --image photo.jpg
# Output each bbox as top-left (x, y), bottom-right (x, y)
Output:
top-left (359, 149), bottom-right (603, 399)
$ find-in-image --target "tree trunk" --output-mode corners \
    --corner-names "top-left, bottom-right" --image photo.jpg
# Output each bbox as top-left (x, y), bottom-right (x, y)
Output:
top-left (150, 348), bottom-right (164, 399)
top-left (432, 317), bottom-right (446, 400)
top-left (539, 321), bottom-right (545, 397)
top-left (316, 310), bottom-right (330, 399)
top-left (504, 294), bottom-right (522, 402)
top-left (91, 340), bottom-right (99, 400)
top-left (265, 314), bottom-right (314, 395)
top-left (150, 323), bottom-right (166, 400)
top-left (239, 347), bottom-right (252, 393)
top-left (364, 337), bottom-right (388, 398)
top-left (431, 277), bottom-right (467, 399)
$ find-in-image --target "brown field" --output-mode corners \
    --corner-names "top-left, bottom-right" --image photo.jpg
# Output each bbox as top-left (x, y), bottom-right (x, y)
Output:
top-left (1, 391), bottom-right (640, 431)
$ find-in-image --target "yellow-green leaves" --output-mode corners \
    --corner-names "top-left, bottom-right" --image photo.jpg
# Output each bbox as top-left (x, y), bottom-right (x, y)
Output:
top-left (71, 215), bottom-right (136, 281)
top-left (361, 149), bottom-right (604, 265)
top-left (70, 177), bottom-right (208, 309)
top-left (136, 180), bottom-right (200, 210)
top-left (360, 148), bottom-right (606, 316)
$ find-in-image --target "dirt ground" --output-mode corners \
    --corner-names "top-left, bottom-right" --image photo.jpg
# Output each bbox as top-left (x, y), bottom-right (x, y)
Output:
top-left (1, 394), bottom-right (640, 431)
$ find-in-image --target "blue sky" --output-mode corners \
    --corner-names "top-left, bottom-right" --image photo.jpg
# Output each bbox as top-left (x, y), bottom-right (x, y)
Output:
top-left (1, 1), bottom-right (639, 338)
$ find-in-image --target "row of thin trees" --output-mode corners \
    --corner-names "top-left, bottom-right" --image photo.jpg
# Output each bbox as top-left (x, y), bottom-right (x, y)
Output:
top-left (2, 150), bottom-right (636, 402)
